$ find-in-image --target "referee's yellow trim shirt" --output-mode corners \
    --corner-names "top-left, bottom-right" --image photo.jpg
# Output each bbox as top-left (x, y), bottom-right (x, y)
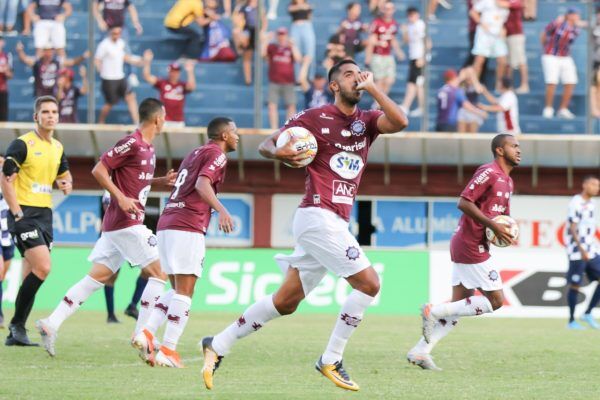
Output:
top-left (5, 131), bottom-right (69, 208)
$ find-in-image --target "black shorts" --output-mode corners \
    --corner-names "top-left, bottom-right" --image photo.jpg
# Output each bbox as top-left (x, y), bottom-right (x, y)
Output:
top-left (408, 59), bottom-right (423, 84)
top-left (1, 242), bottom-right (15, 261)
top-left (566, 257), bottom-right (600, 285)
top-left (102, 78), bottom-right (130, 105)
top-left (593, 61), bottom-right (600, 85)
top-left (435, 122), bottom-right (456, 132)
top-left (8, 206), bottom-right (53, 257)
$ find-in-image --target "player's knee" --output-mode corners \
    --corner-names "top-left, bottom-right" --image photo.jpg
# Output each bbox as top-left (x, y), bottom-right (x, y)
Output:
top-left (490, 295), bottom-right (504, 311)
top-left (35, 264), bottom-right (51, 280)
top-left (273, 296), bottom-right (302, 316)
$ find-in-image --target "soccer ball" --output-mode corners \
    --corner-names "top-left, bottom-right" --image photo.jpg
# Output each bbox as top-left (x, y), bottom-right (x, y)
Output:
top-left (485, 215), bottom-right (519, 248)
top-left (275, 126), bottom-right (318, 168)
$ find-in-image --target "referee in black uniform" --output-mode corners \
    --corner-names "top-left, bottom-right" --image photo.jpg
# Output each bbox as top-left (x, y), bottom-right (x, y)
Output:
top-left (1, 95), bottom-right (72, 346)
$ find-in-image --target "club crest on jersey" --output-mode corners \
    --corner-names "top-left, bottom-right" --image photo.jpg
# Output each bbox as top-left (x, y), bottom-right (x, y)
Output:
top-left (350, 120), bottom-right (366, 136)
top-left (330, 152), bottom-right (364, 179)
top-left (147, 235), bottom-right (157, 247)
top-left (488, 270), bottom-right (499, 282)
top-left (345, 246), bottom-right (360, 260)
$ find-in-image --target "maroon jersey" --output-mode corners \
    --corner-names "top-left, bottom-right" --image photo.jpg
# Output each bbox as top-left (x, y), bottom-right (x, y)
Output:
top-left (99, 0), bottom-right (130, 28)
top-left (57, 85), bottom-right (81, 123)
top-left (369, 18), bottom-right (398, 56)
top-left (0, 52), bottom-right (12, 92)
top-left (100, 130), bottom-right (156, 232)
top-left (154, 79), bottom-right (189, 122)
top-left (267, 43), bottom-right (295, 84)
top-left (157, 142), bottom-right (227, 234)
top-left (450, 161), bottom-right (514, 264)
top-left (284, 104), bottom-right (383, 221)
top-left (505, 0), bottom-right (523, 36)
top-left (33, 58), bottom-right (60, 97)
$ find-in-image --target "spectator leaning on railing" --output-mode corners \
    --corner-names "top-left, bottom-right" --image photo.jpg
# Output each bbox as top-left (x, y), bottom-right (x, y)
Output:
top-left (540, 8), bottom-right (583, 120)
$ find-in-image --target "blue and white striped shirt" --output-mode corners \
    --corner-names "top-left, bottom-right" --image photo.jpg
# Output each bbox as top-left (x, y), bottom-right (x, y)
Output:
top-left (0, 190), bottom-right (12, 247)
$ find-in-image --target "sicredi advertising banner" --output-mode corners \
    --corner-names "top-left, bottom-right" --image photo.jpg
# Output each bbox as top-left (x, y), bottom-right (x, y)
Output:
top-left (2, 248), bottom-right (429, 315)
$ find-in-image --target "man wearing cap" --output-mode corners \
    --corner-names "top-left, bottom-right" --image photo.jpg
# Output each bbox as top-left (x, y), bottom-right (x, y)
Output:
top-left (263, 27), bottom-right (301, 129)
top-left (436, 68), bottom-right (487, 132)
top-left (55, 66), bottom-right (88, 124)
top-left (541, 8), bottom-right (583, 119)
top-left (142, 50), bottom-right (196, 128)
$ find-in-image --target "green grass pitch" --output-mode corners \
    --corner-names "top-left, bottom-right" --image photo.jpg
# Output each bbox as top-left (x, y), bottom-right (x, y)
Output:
top-left (1, 311), bottom-right (599, 399)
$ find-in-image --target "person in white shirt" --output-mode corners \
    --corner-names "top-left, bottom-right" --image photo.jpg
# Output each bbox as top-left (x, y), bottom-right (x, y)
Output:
top-left (95, 26), bottom-right (144, 124)
top-left (479, 76), bottom-right (520, 134)
top-left (470, 0), bottom-right (509, 90)
top-left (400, 7), bottom-right (429, 117)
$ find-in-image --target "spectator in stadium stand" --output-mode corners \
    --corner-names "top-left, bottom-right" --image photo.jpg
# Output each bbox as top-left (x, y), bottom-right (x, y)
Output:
top-left (199, 0), bottom-right (237, 62)
top-left (232, 0), bottom-right (267, 85)
top-left (505, 0), bottom-right (529, 93)
top-left (470, 0), bottom-right (509, 92)
top-left (457, 66), bottom-right (486, 133)
top-left (436, 68), bottom-right (487, 133)
top-left (264, 27), bottom-right (300, 129)
top-left (25, 0), bottom-right (72, 59)
top-left (95, 26), bottom-right (144, 124)
top-left (591, 8), bottom-right (600, 118)
top-left (0, 37), bottom-right (13, 121)
top-left (365, 0), bottom-right (405, 110)
top-left (0, 0), bottom-right (21, 35)
top-left (93, 0), bottom-right (143, 36)
top-left (540, 8), bottom-right (584, 120)
top-left (288, 0), bottom-right (316, 82)
top-left (16, 42), bottom-right (88, 97)
top-left (478, 76), bottom-right (521, 135)
top-left (322, 33), bottom-right (347, 71)
top-left (400, 6), bottom-right (428, 118)
top-left (524, 0), bottom-right (536, 21)
top-left (164, 0), bottom-right (209, 60)
top-left (427, 0), bottom-right (452, 23)
top-left (142, 49), bottom-right (196, 128)
top-left (463, 0), bottom-right (487, 80)
top-left (55, 66), bottom-right (88, 124)
top-left (300, 71), bottom-right (333, 109)
top-left (336, 2), bottom-right (368, 58)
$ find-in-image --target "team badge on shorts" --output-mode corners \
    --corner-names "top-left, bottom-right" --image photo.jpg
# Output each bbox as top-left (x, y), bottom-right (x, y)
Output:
top-left (488, 270), bottom-right (499, 282)
top-left (345, 246), bottom-right (360, 261)
top-left (147, 235), bottom-right (158, 247)
top-left (350, 120), bottom-right (366, 136)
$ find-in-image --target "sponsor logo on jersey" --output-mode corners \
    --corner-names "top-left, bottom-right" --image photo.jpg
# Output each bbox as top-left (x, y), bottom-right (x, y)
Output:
top-left (313, 194), bottom-right (321, 204)
top-left (31, 183), bottom-right (52, 194)
top-left (319, 112), bottom-right (334, 120)
top-left (20, 229), bottom-right (39, 241)
top-left (491, 204), bottom-right (507, 213)
top-left (209, 153), bottom-right (227, 171)
top-left (332, 180), bottom-right (356, 205)
top-left (345, 246), bottom-right (360, 261)
top-left (138, 172), bottom-right (153, 180)
top-left (113, 137), bottom-right (136, 155)
top-left (141, 159), bottom-right (147, 165)
top-left (165, 201), bottom-right (186, 209)
top-left (321, 128), bottom-right (330, 134)
top-left (350, 120), bottom-right (366, 136)
top-left (341, 129), bottom-right (352, 137)
top-left (285, 110), bottom-right (306, 125)
top-left (334, 138), bottom-right (367, 152)
top-left (107, 150), bottom-right (113, 157)
top-left (473, 167), bottom-right (494, 186)
top-left (330, 152), bottom-right (364, 179)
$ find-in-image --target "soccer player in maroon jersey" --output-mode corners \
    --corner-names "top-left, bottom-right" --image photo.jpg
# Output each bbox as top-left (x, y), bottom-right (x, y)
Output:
top-left (200, 59), bottom-right (408, 391)
top-left (132, 117), bottom-right (238, 368)
top-left (36, 98), bottom-right (177, 357)
top-left (408, 134), bottom-right (521, 371)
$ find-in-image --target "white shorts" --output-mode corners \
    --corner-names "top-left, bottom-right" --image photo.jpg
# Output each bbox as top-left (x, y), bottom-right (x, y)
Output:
top-left (541, 54), bottom-right (577, 85)
top-left (88, 225), bottom-right (159, 273)
top-left (274, 207), bottom-right (371, 295)
top-left (457, 107), bottom-right (484, 126)
top-left (507, 34), bottom-right (527, 69)
top-left (34, 20), bottom-right (66, 49)
top-left (157, 229), bottom-right (205, 277)
top-left (472, 28), bottom-right (508, 59)
top-left (371, 54), bottom-right (396, 81)
top-left (451, 260), bottom-right (503, 292)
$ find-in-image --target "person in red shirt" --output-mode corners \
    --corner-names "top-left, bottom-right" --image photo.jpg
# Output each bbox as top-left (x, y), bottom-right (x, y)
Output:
top-left (263, 27), bottom-right (301, 129)
top-left (55, 66), bottom-right (88, 123)
top-left (36, 98), bottom-right (177, 357)
top-left (365, 1), bottom-right (404, 109)
top-left (407, 134), bottom-right (521, 371)
top-left (505, 0), bottom-right (529, 93)
top-left (142, 50), bottom-right (196, 128)
top-left (132, 117), bottom-right (238, 368)
top-left (0, 38), bottom-right (13, 121)
top-left (200, 59), bottom-right (408, 392)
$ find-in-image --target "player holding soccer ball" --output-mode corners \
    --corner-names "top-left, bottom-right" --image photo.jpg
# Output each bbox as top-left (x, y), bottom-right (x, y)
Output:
top-left (200, 59), bottom-right (408, 391)
top-left (408, 133), bottom-right (521, 371)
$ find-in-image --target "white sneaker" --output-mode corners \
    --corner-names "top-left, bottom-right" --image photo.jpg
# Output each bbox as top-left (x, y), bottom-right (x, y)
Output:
top-left (438, 0), bottom-right (452, 9)
top-left (409, 108), bottom-right (423, 117)
top-left (542, 107), bottom-right (554, 119)
top-left (407, 351), bottom-right (442, 371)
top-left (127, 73), bottom-right (140, 88)
top-left (267, 12), bottom-right (277, 20)
top-left (36, 319), bottom-right (58, 357)
top-left (557, 108), bottom-right (575, 119)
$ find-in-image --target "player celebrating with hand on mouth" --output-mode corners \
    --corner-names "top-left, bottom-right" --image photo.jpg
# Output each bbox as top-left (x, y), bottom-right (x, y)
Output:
top-left (200, 59), bottom-right (407, 392)
top-left (408, 134), bottom-right (521, 371)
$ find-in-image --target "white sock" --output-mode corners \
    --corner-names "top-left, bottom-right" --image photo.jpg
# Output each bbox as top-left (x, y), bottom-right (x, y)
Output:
top-left (144, 289), bottom-right (175, 334)
top-left (430, 296), bottom-right (493, 319)
top-left (46, 275), bottom-right (103, 331)
top-left (322, 290), bottom-right (375, 364)
top-left (135, 277), bottom-right (166, 335)
top-left (211, 294), bottom-right (281, 356)
top-left (413, 315), bottom-right (459, 354)
top-left (162, 294), bottom-right (192, 350)
top-left (268, 0), bottom-right (279, 15)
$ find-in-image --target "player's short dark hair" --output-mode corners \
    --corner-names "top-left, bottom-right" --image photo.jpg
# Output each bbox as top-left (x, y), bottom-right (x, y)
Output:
top-left (138, 98), bottom-right (164, 123)
top-left (501, 76), bottom-right (513, 89)
top-left (582, 175), bottom-right (599, 183)
top-left (406, 6), bottom-right (419, 15)
top-left (328, 59), bottom-right (358, 82)
top-left (346, 2), bottom-right (359, 11)
top-left (207, 117), bottom-right (233, 140)
top-left (34, 95), bottom-right (58, 113)
top-left (491, 134), bottom-right (513, 157)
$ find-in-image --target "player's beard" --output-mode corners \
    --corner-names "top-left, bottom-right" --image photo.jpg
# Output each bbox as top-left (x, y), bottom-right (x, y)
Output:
top-left (339, 86), bottom-right (361, 106)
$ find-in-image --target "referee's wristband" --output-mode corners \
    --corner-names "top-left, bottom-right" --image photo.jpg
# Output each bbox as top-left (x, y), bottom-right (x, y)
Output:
top-left (12, 211), bottom-right (23, 220)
